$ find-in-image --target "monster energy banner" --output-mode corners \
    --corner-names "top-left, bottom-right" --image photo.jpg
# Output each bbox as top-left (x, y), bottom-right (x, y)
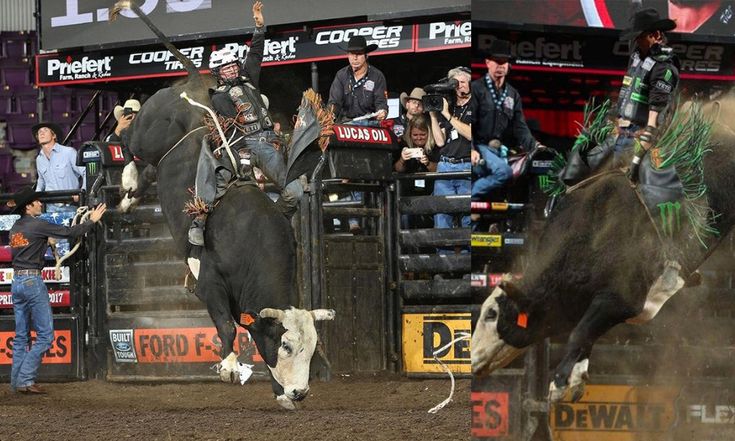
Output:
top-left (36, 19), bottom-right (468, 86)
top-left (473, 30), bottom-right (735, 78)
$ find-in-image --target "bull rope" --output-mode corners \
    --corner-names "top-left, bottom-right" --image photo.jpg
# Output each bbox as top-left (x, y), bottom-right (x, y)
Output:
top-left (50, 206), bottom-right (91, 281)
top-left (156, 125), bottom-right (207, 167)
top-left (180, 92), bottom-right (240, 177)
top-left (428, 331), bottom-right (470, 414)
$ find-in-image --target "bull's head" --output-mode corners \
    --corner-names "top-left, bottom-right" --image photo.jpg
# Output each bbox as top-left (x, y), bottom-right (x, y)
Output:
top-left (256, 307), bottom-right (335, 410)
top-left (471, 278), bottom-right (532, 376)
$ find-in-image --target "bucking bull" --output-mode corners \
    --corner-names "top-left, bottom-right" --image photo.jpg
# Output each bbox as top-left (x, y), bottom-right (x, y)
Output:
top-left (471, 96), bottom-right (735, 403)
top-left (110, 2), bottom-right (333, 410)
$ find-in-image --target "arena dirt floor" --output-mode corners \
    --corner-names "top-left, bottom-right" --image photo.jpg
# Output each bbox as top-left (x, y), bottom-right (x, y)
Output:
top-left (0, 374), bottom-right (470, 441)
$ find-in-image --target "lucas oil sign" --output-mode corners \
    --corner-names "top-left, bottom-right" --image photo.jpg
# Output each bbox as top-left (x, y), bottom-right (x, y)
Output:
top-left (109, 327), bottom-right (262, 364)
top-left (551, 385), bottom-right (677, 440)
top-left (332, 125), bottom-right (392, 144)
top-left (402, 312), bottom-right (470, 374)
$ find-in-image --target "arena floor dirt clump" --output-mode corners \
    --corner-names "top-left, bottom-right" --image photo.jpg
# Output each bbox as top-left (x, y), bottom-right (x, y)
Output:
top-left (0, 374), bottom-right (470, 441)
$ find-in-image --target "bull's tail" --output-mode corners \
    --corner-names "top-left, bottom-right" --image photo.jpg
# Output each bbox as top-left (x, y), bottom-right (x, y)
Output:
top-left (111, 1), bottom-right (201, 81)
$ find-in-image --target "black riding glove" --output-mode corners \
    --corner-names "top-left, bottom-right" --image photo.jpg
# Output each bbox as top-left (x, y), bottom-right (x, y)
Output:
top-left (627, 153), bottom-right (644, 183)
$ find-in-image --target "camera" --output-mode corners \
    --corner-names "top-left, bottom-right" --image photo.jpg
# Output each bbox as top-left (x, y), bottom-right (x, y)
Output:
top-left (422, 77), bottom-right (458, 112)
top-left (406, 148), bottom-right (424, 159)
top-left (123, 107), bottom-right (136, 117)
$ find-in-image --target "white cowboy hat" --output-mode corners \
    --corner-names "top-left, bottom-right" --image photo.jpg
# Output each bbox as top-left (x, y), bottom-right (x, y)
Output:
top-left (113, 99), bottom-right (142, 120)
top-left (400, 87), bottom-right (426, 109)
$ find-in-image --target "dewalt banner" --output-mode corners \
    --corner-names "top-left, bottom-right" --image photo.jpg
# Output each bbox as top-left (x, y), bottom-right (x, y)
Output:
top-left (402, 312), bottom-right (470, 374)
top-left (550, 385), bottom-right (678, 441)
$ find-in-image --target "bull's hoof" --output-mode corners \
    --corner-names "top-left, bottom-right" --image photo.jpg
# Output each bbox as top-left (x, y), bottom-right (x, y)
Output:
top-left (570, 383), bottom-right (586, 403)
top-left (276, 394), bottom-right (297, 410)
top-left (217, 352), bottom-right (239, 383)
top-left (548, 381), bottom-right (567, 404)
top-left (219, 369), bottom-right (238, 383)
top-left (548, 359), bottom-right (590, 404)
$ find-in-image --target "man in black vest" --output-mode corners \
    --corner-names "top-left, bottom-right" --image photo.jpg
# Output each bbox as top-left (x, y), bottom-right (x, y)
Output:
top-left (470, 38), bottom-right (541, 201)
top-left (189, 1), bottom-right (303, 246)
top-left (617, 8), bottom-right (679, 181)
top-left (327, 36), bottom-right (388, 124)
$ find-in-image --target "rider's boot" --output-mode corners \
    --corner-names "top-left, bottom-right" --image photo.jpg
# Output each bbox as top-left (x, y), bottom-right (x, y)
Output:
top-left (274, 175), bottom-right (308, 219)
top-left (188, 214), bottom-right (208, 246)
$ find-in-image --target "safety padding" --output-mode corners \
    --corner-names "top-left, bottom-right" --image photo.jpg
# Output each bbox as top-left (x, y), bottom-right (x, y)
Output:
top-left (76, 141), bottom-right (127, 168)
top-left (327, 125), bottom-right (398, 180)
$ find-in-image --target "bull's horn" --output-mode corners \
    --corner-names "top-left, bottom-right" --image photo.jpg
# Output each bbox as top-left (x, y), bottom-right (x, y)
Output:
top-left (499, 281), bottom-right (530, 308)
top-left (259, 308), bottom-right (285, 322)
top-left (110, 1), bottom-right (132, 21)
top-left (311, 309), bottom-right (336, 321)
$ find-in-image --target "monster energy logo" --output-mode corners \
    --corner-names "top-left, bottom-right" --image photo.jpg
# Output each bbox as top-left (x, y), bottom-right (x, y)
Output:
top-left (86, 162), bottom-right (98, 175)
top-left (657, 201), bottom-right (681, 236)
top-left (538, 175), bottom-right (550, 190)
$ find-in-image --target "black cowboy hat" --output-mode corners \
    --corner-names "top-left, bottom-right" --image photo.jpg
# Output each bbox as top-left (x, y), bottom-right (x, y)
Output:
top-left (620, 8), bottom-right (677, 41)
top-left (481, 38), bottom-right (513, 59)
top-left (6, 186), bottom-right (41, 214)
top-left (31, 122), bottom-right (64, 143)
top-left (339, 36), bottom-right (378, 54)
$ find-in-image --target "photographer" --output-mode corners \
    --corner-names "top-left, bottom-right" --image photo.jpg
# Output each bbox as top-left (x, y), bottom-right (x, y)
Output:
top-left (429, 66), bottom-right (473, 250)
top-left (471, 39), bottom-right (541, 201)
top-left (106, 99), bottom-right (140, 145)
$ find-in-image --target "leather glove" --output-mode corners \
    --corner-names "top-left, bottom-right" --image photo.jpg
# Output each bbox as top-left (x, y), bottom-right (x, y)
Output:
top-left (627, 155), bottom-right (643, 183)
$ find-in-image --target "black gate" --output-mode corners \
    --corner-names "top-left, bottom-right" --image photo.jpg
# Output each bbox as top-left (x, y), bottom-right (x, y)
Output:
top-left (297, 129), bottom-right (397, 373)
top-left (394, 170), bottom-right (472, 376)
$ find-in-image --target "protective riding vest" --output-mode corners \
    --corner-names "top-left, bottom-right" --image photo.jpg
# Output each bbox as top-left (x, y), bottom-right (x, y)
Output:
top-left (617, 47), bottom-right (674, 126)
top-left (211, 79), bottom-right (273, 136)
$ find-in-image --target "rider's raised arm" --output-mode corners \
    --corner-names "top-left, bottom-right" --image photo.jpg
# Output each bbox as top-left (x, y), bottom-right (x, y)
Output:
top-left (244, 1), bottom-right (265, 89)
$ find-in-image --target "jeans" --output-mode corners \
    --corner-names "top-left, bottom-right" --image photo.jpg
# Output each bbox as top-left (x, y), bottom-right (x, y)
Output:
top-left (11, 275), bottom-right (54, 390)
top-left (472, 144), bottom-right (513, 200)
top-left (434, 160), bottom-right (471, 254)
top-left (613, 125), bottom-right (639, 166)
top-left (245, 134), bottom-right (304, 215)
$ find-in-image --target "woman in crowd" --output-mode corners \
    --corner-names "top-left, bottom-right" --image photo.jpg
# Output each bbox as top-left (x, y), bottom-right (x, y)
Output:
top-left (394, 115), bottom-right (437, 173)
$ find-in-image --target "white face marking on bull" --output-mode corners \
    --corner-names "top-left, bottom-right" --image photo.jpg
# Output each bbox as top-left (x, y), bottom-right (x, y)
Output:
top-left (261, 307), bottom-right (335, 408)
top-left (471, 286), bottom-right (527, 376)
